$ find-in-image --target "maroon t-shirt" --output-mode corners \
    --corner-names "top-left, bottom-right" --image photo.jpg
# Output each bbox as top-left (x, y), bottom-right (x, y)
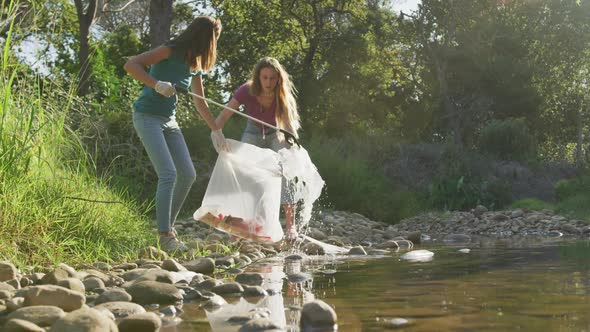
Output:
top-left (233, 83), bottom-right (277, 127)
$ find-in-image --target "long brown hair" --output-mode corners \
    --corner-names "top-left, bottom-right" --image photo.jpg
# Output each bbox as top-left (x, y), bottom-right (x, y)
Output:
top-left (249, 57), bottom-right (301, 139)
top-left (170, 16), bottom-right (221, 71)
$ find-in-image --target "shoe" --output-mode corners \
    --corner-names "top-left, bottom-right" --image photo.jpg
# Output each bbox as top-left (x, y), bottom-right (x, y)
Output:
top-left (159, 233), bottom-right (188, 252)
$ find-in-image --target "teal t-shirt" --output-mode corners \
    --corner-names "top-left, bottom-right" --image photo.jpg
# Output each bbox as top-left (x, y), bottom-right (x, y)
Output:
top-left (133, 44), bottom-right (202, 116)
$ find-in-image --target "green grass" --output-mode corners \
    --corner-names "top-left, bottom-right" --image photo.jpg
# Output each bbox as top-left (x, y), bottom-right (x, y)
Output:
top-left (511, 198), bottom-right (555, 211)
top-left (0, 7), bottom-right (154, 267)
top-left (555, 195), bottom-right (590, 222)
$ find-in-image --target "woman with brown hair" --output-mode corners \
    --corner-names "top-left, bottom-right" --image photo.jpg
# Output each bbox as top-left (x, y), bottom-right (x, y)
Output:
top-left (215, 56), bottom-right (301, 240)
top-left (124, 16), bottom-right (229, 252)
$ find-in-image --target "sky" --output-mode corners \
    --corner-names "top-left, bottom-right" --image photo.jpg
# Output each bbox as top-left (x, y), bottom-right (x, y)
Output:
top-left (392, 0), bottom-right (421, 13)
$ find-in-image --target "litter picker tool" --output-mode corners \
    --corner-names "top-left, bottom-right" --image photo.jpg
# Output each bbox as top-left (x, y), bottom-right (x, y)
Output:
top-left (174, 85), bottom-right (300, 147)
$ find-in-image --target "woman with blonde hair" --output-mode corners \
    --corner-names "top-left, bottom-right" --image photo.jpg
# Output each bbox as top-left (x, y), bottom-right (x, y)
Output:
top-left (215, 56), bottom-right (301, 240)
top-left (124, 16), bottom-right (229, 252)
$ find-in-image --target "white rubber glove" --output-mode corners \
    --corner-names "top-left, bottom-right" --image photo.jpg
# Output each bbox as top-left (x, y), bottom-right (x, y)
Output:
top-left (154, 81), bottom-right (176, 97)
top-left (210, 129), bottom-right (230, 153)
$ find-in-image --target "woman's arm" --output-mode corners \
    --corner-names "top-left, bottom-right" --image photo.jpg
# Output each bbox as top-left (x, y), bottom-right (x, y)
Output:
top-left (190, 75), bottom-right (220, 131)
top-left (215, 98), bottom-right (239, 129)
top-left (123, 46), bottom-right (171, 89)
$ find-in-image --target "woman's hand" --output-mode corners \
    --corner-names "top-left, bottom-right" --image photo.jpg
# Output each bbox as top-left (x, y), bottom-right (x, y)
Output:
top-left (211, 129), bottom-right (230, 152)
top-left (155, 81), bottom-right (176, 97)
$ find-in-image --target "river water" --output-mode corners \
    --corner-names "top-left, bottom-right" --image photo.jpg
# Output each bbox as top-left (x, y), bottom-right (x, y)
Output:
top-left (163, 238), bottom-right (590, 331)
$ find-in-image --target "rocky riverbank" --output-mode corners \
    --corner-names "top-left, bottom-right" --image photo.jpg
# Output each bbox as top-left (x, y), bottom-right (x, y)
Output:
top-left (0, 207), bottom-right (587, 331)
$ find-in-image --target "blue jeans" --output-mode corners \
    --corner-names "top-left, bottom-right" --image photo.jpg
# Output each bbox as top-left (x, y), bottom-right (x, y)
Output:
top-left (241, 121), bottom-right (294, 204)
top-left (133, 112), bottom-right (196, 232)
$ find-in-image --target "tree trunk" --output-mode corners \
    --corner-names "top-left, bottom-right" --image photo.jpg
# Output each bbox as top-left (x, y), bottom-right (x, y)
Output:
top-left (433, 54), bottom-right (461, 147)
top-left (149, 0), bottom-right (173, 49)
top-left (576, 103), bottom-right (584, 166)
top-left (74, 0), bottom-right (98, 97)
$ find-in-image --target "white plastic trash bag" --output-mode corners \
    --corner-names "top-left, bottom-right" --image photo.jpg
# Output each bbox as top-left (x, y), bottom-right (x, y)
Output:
top-left (193, 139), bottom-right (284, 243)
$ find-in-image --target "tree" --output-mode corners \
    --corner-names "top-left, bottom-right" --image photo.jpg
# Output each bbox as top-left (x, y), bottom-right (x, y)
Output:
top-left (96, 0), bottom-right (150, 39)
top-left (74, 0), bottom-right (98, 96)
top-left (398, 0), bottom-right (543, 148)
top-left (200, 0), bottom-right (405, 134)
top-left (525, 0), bottom-right (590, 164)
top-left (149, 0), bottom-right (173, 48)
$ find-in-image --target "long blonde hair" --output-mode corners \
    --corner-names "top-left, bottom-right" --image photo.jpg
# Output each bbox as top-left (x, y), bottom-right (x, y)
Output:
top-left (170, 16), bottom-right (221, 71)
top-left (249, 57), bottom-right (301, 139)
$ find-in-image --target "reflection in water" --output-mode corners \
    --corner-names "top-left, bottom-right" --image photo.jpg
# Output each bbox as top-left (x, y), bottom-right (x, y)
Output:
top-left (164, 240), bottom-right (590, 332)
top-left (204, 259), bottom-right (315, 331)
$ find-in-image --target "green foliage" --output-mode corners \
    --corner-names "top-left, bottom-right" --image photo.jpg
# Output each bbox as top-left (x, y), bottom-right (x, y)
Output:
top-left (478, 118), bottom-right (536, 161)
top-left (552, 176), bottom-right (590, 220)
top-left (511, 198), bottom-right (554, 211)
top-left (0, 76), bottom-right (153, 266)
top-left (555, 194), bottom-right (590, 221)
top-left (102, 25), bottom-right (144, 77)
top-left (511, 176), bottom-right (590, 221)
top-left (6, 0), bottom-right (590, 257)
top-left (428, 176), bottom-right (512, 211)
top-left (0, 12), bottom-right (152, 266)
top-left (307, 135), bottom-right (426, 223)
top-left (426, 145), bottom-right (512, 211)
top-left (554, 176), bottom-right (590, 201)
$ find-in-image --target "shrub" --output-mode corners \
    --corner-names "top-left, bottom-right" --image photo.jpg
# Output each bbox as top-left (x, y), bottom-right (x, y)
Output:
top-left (428, 176), bottom-right (512, 211)
top-left (554, 176), bottom-right (590, 201)
top-left (511, 198), bottom-right (554, 211)
top-left (555, 194), bottom-right (590, 221)
top-left (307, 135), bottom-right (426, 223)
top-left (478, 118), bottom-right (536, 161)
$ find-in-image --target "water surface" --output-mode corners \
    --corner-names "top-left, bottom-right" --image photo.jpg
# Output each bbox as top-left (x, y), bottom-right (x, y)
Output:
top-left (163, 238), bottom-right (590, 331)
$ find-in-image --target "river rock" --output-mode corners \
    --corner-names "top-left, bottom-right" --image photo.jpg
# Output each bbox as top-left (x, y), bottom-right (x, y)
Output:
top-left (82, 277), bottom-right (105, 291)
top-left (48, 308), bottom-right (117, 332)
top-left (40, 268), bottom-right (69, 285)
top-left (238, 318), bottom-right (283, 332)
top-left (117, 312), bottom-right (162, 332)
top-left (243, 286), bottom-right (268, 297)
top-left (0, 282), bottom-right (15, 291)
top-left (133, 269), bottom-right (174, 284)
top-left (212, 282), bottom-right (244, 295)
top-left (23, 285), bottom-right (85, 312)
top-left (3, 318), bottom-right (45, 332)
top-left (6, 305), bottom-right (65, 327)
top-left (126, 281), bottom-right (183, 305)
top-left (57, 278), bottom-right (85, 294)
top-left (162, 259), bottom-right (186, 272)
top-left (235, 273), bottom-right (264, 286)
top-left (196, 278), bottom-right (223, 291)
top-left (94, 301), bottom-right (146, 318)
top-left (184, 258), bottom-right (215, 275)
top-left (95, 288), bottom-right (132, 305)
top-left (300, 300), bottom-right (337, 330)
top-left (0, 262), bottom-right (17, 282)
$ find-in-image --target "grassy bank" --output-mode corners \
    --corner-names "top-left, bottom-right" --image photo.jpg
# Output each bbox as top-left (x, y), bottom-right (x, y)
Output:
top-left (1, 22), bottom-right (152, 267)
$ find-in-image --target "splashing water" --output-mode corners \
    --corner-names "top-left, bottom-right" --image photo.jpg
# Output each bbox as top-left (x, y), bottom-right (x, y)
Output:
top-left (278, 145), bottom-right (325, 230)
top-left (278, 145), bottom-right (348, 255)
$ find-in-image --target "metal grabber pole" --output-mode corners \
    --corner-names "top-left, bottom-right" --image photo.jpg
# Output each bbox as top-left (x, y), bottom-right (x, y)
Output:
top-left (174, 85), bottom-right (300, 147)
